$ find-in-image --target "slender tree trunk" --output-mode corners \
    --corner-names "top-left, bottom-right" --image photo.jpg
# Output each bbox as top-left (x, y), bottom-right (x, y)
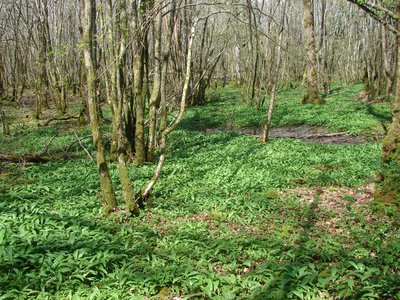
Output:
top-left (302, 0), bottom-right (324, 104)
top-left (245, 0), bottom-right (259, 105)
top-left (81, 0), bottom-right (117, 213)
top-left (193, 18), bottom-right (208, 106)
top-left (132, 2), bottom-right (147, 165)
top-left (0, 52), bottom-right (4, 100)
top-left (261, 1), bottom-right (286, 143)
top-left (140, 20), bottom-right (197, 203)
top-left (147, 3), bottom-right (162, 162)
top-left (116, 1), bottom-right (139, 215)
top-left (1, 111), bottom-right (10, 135)
top-left (134, 50), bottom-right (146, 165)
top-left (159, 4), bottom-right (175, 136)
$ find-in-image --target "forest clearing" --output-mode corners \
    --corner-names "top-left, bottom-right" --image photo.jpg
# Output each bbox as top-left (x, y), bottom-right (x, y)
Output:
top-left (0, 0), bottom-right (400, 299)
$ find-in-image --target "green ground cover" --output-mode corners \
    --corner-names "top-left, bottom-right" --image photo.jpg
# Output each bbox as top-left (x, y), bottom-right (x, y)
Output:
top-left (197, 83), bottom-right (390, 134)
top-left (0, 85), bottom-right (398, 299)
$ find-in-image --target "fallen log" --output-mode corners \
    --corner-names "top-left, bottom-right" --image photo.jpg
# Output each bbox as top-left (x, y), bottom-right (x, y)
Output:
top-left (41, 115), bottom-right (78, 127)
top-left (302, 132), bottom-right (348, 139)
top-left (0, 153), bottom-right (55, 163)
top-left (0, 131), bottom-right (60, 163)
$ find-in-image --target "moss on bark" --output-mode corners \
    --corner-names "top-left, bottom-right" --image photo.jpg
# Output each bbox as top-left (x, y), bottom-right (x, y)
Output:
top-left (302, 89), bottom-right (325, 105)
top-left (376, 114), bottom-right (400, 204)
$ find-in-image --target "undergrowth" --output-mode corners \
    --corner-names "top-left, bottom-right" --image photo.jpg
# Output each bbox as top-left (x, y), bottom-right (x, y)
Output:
top-left (193, 83), bottom-right (390, 135)
top-left (0, 84), bottom-right (398, 299)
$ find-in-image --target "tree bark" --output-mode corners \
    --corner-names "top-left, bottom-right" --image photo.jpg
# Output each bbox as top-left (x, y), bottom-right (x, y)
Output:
top-left (376, 3), bottom-right (400, 204)
top-left (132, 2), bottom-right (147, 165)
top-left (140, 20), bottom-right (197, 203)
top-left (302, 0), bottom-right (324, 104)
top-left (147, 2), bottom-right (162, 162)
top-left (34, 0), bottom-right (51, 119)
top-left (81, 0), bottom-right (117, 213)
top-left (1, 111), bottom-right (10, 135)
top-left (261, 1), bottom-right (286, 143)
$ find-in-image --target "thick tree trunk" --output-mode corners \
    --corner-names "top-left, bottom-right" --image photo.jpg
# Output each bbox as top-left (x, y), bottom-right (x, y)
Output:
top-left (302, 0), bottom-right (324, 104)
top-left (82, 0), bottom-right (117, 213)
top-left (376, 6), bottom-right (400, 204)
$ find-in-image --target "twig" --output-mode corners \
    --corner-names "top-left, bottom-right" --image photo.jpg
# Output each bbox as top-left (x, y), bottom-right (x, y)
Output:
top-left (63, 134), bottom-right (92, 155)
top-left (72, 131), bottom-right (94, 161)
top-left (39, 131), bottom-right (61, 156)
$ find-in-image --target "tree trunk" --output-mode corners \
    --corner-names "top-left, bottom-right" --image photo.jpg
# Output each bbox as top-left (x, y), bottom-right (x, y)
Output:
top-left (1, 111), bottom-right (10, 135)
top-left (147, 3), bottom-right (162, 162)
top-left (382, 25), bottom-right (396, 99)
top-left (159, 3), bottom-right (175, 136)
top-left (134, 50), bottom-right (146, 165)
top-left (34, 0), bottom-right (51, 119)
top-left (116, 0), bottom-right (139, 215)
top-left (140, 20), bottom-right (197, 203)
top-left (376, 4), bottom-right (400, 204)
top-left (261, 1), bottom-right (286, 143)
top-left (81, 0), bottom-right (117, 213)
top-left (302, 0), bottom-right (324, 104)
top-left (132, 1), bottom-right (147, 165)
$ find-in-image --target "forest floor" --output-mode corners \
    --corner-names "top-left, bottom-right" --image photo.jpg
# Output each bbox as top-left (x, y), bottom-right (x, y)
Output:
top-left (0, 84), bottom-right (399, 299)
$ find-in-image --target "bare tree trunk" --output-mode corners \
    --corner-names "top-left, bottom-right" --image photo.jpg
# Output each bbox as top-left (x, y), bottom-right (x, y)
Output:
top-left (81, 0), bottom-right (117, 213)
top-left (159, 2), bottom-right (175, 136)
top-left (140, 20), bottom-right (197, 203)
top-left (245, 0), bottom-right (259, 105)
top-left (302, 0), bottom-right (324, 104)
top-left (34, 0), bottom-right (51, 119)
top-left (261, 1), bottom-right (286, 143)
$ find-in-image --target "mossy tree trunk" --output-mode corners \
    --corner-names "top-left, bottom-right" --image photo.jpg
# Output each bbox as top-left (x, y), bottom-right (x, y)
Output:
top-left (376, 4), bottom-right (400, 204)
top-left (134, 50), bottom-right (146, 165)
top-left (116, 1), bottom-right (139, 215)
top-left (81, 0), bottom-right (117, 214)
top-left (302, 0), bottom-right (324, 105)
top-left (132, 1), bottom-right (147, 165)
top-left (34, 0), bottom-right (51, 119)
